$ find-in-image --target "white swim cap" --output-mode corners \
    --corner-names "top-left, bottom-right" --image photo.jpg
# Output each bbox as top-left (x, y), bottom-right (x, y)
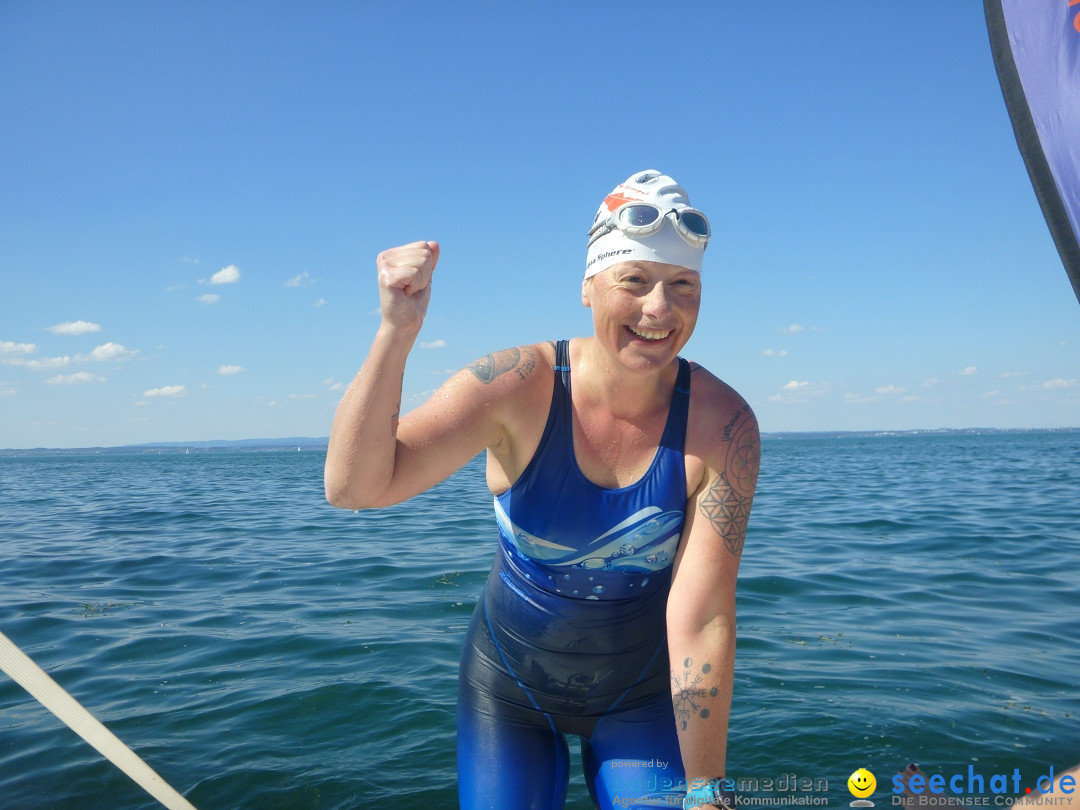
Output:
top-left (584, 170), bottom-right (708, 279)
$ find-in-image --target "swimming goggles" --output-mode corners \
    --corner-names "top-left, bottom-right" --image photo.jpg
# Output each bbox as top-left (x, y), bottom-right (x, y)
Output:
top-left (587, 202), bottom-right (711, 249)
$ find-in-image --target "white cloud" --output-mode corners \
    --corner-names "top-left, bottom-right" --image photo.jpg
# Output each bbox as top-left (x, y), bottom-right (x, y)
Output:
top-left (46, 372), bottom-right (105, 385)
top-left (285, 271), bottom-right (312, 287)
top-left (420, 339), bottom-right (446, 349)
top-left (769, 380), bottom-right (830, 403)
top-left (313, 298), bottom-right (327, 307)
top-left (922, 377), bottom-right (940, 388)
top-left (322, 377), bottom-right (346, 391)
top-left (48, 321), bottom-right (102, 335)
top-left (1000, 371), bottom-right (1027, 379)
top-left (0, 341), bottom-right (37, 361)
top-left (405, 388), bottom-right (437, 407)
top-left (25, 356), bottom-right (71, 370)
top-left (210, 265), bottom-right (241, 285)
top-left (761, 349), bottom-right (789, 357)
top-left (196, 294), bottom-right (221, 305)
top-left (778, 324), bottom-right (806, 335)
top-left (0, 384), bottom-right (18, 396)
top-left (875, 385), bottom-right (907, 395)
top-left (217, 364), bottom-right (245, 376)
top-left (959, 366), bottom-right (978, 376)
top-left (1043, 378), bottom-right (1078, 389)
top-left (76, 342), bottom-right (136, 363)
top-left (144, 385), bottom-right (186, 398)
top-left (289, 393), bottom-right (316, 400)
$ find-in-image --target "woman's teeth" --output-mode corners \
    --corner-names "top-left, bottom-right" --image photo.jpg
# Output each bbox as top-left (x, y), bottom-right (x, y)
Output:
top-left (629, 326), bottom-right (671, 341)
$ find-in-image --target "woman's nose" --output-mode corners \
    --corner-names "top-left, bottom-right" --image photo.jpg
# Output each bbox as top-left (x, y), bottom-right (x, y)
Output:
top-left (641, 282), bottom-right (672, 318)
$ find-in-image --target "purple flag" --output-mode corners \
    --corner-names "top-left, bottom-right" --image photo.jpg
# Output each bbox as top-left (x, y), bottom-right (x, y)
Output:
top-left (985, 0), bottom-right (1080, 305)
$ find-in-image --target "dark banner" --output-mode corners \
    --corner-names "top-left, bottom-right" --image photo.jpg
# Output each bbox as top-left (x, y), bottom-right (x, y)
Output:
top-left (985, 0), bottom-right (1080, 305)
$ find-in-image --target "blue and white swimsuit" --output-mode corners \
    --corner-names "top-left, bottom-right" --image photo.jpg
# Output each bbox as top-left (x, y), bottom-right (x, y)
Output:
top-left (457, 340), bottom-right (692, 809)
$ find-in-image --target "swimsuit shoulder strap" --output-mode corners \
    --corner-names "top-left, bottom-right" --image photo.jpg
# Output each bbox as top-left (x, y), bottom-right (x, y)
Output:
top-left (674, 357), bottom-right (691, 396)
top-left (554, 339), bottom-right (571, 378)
top-left (658, 357), bottom-right (692, 450)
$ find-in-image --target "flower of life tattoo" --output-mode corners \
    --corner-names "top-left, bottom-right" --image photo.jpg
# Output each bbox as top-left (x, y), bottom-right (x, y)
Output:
top-left (699, 475), bottom-right (752, 556)
top-left (699, 408), bottom-right (759, 555)
top-left (671, 658), bottom-right (719, 731)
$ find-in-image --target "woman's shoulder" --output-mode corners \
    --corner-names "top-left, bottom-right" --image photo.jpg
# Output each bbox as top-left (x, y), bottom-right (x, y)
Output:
top-left (684, 360), bottom-right (758, 438)
top-left (461, 341), bottom-right (558, 391)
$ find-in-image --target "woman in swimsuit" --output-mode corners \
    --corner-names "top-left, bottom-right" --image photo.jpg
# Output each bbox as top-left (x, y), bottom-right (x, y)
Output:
top-left (324, 171), bottom-right (760, 810)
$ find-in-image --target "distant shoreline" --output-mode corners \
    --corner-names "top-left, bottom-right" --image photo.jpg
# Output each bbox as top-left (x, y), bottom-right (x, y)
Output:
top-left (0, 437), bottom-right (331, 457)
top-left (3, 427), bottom-right (1078, 457)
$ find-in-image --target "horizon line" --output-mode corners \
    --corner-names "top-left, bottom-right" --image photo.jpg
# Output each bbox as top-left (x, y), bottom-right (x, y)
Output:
top-left (3, 426), bottom-right (1079, 455)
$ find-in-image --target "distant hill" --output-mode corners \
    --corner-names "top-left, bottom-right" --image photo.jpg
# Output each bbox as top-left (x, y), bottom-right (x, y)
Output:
top-left (2, 437), bottom-right (330, 457)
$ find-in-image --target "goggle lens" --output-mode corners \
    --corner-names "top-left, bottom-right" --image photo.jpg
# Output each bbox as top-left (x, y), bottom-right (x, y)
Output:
top-left (618, 205), bottom-right (662, 228)
top-left (679, 210), bottom-right (710, 238)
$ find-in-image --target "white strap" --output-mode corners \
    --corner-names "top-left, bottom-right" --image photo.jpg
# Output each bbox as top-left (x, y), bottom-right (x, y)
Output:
top-left (0, 629), bottom-right (197, 810)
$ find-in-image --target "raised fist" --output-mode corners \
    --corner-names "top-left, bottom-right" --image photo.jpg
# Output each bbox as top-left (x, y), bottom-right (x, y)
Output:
top-left (376, 240), bottom-right (439, 336)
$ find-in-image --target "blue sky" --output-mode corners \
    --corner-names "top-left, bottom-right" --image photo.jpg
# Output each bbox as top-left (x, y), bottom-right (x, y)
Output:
top-left (1, 2), bottom-right (1077, 449)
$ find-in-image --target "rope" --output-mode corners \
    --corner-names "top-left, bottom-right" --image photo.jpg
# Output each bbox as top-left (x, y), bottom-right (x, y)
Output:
top-left (0, 629), bottom-right (197, 810)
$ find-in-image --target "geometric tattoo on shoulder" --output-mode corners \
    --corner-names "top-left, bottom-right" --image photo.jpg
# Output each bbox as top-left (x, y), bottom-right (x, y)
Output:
top-left (699, 407), bottom-right (760, 555)
top-left (671, 657), bottom-right (719, 731)
top-left (723, 407), bottom-right (760, 497)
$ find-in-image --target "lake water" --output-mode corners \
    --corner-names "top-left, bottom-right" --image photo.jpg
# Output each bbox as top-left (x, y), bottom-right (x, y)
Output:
top-left (1, 431), bottom-right (1077, 809)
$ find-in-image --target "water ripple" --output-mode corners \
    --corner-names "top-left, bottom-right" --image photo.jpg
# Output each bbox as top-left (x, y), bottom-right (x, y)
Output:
top-left (1, 435), bottom-right (1078, 808)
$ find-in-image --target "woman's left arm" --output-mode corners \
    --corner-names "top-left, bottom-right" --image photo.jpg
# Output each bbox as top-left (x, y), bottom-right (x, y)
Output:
top-left (667, 401), bottom-right (760, 795)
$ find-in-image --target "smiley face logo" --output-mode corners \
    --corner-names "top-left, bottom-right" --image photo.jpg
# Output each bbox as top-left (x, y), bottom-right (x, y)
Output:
top-left (848, 768), bottom-right (877, 798)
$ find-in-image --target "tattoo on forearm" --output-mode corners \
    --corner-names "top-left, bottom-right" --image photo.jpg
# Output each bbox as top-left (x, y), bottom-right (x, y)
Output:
top-left (467, 346), bottom-right (538, 384)
top-left (391, 373), bottom-right (403, 437)
top-left (671, 658), bottom-right (719, 731)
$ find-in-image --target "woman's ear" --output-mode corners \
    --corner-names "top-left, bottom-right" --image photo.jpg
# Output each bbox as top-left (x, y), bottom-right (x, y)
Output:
top-left (581, 276), bottom-right (592, 309)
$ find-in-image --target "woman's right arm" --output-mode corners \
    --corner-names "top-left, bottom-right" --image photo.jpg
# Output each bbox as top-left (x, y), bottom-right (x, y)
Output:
top-left (324, 241), bottom-right (505, 509)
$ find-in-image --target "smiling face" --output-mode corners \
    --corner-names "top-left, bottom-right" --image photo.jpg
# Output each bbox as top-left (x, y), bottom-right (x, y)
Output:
top-left (848, 769), bottom-right (877, 798)
top-left (582, 260), bottom-right (701, 375)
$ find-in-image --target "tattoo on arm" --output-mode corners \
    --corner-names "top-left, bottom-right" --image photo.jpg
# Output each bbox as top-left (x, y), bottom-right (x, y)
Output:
top-left (724, 407), bottom-right (760, 496)
top-left (698, 407), bottom-right (759, 556)
top-left (671, 658), bottom-right (719, 730)
top-left (699, 475), bottom-right (752, 556)
top-left (390, 373), bottom-right (402, 437)
top-left (467, 346), bottom-right (538, 384)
